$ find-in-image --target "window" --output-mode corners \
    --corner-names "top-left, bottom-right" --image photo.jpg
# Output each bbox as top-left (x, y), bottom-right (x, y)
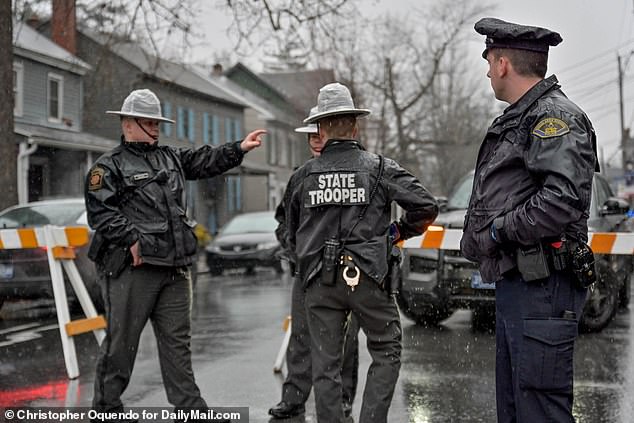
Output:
top-left (47, 73), bottom-right (63, 122)
top-left (203, 114), bottom-right (222, 145)
top-left (13, 63), bottom-right (23, 117)
top-left (203, 113), bottom-right (209, 144)
top-left (162, 101), bottom-right (172, 137)
top-left (182, 108), bottom-right (189, 140)
top-left (233, 118), bottom-right (242, 140)
top-left (221, 117), bottom-right (243, 143)
top-left (212, 115), bottom-right (220, 145)
top-left (226, 176), bottom-right (242, 213)
top-left (177, 106), bottom-right (185, 139)
top-left (225, 117), bottom-right (233, 142)
top-left (187, 109), bottom-right (195, 142)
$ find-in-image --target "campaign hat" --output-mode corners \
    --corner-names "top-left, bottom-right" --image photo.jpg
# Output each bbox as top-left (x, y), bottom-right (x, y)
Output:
top-left (304, 83), bottom-right (370, 124)
top-left (106, 89), bottom-right (174, 123)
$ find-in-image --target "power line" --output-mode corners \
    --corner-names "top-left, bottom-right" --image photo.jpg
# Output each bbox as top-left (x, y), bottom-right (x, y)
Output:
top-left (557, 38), bottom-right (634, 75)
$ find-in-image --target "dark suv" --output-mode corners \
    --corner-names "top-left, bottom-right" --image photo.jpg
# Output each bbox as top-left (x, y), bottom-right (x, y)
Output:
top-left (397, 172), bottom-right (633, 332)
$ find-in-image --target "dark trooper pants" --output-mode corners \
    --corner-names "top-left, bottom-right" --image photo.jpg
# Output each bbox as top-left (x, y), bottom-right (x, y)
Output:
top-left (281, 276), bottom-right (360, 407)
top-left (92, 264), bottom-right (207, 412)
top-left (305, 273), bottom-right (401, 423)
top-left (495, 269), bottom-right (587, 423)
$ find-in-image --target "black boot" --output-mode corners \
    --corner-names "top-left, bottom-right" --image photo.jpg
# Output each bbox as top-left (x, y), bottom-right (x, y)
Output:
top-left (268, 401), bottom-right (306, 419)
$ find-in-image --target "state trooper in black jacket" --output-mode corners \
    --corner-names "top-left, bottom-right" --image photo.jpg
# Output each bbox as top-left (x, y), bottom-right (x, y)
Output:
top-left (284, 83), bottom-right (438, 423)
top-left (84, 89), bottom-right (264, 422)
top-left (462, 19), bottom-right (598, 423)
top-left (269, 107), bottom-right (360, 420)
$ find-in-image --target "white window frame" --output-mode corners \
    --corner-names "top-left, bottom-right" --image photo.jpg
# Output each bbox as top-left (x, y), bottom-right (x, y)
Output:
top-left (13, 62), bottom-right (23, 117)
top-left (47, 73), bottom-right (64, 123)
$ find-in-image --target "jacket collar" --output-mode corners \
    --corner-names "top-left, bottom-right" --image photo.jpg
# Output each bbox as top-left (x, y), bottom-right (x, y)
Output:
top-left (500, 74), bottom-right (559, 121)
top-left (121, 135), bottom-right (159, 153)
top-left (322, 138), bottom-right (365, 154)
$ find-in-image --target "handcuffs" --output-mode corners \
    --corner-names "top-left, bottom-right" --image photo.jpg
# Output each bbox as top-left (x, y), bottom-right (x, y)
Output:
top-left (341, 254), bottom-right (360, 291)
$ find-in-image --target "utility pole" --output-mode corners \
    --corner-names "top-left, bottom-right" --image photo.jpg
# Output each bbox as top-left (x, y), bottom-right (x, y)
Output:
top-left (618, 54), bottom-right (628, 171)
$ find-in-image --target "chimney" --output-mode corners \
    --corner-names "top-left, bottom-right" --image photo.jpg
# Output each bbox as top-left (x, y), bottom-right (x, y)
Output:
top-left (212, 63), bottom-right (224, 77)
top-left (51, 0), bottom-right (77, 55)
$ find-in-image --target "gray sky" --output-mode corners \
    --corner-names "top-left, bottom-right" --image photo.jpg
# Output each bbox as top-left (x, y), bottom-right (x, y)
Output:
top-left (191, 0), bottom-right (634, 169)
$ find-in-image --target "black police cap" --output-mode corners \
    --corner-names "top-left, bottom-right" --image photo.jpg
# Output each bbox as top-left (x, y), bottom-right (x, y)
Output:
top-left (475, 17), bottom-right (562, 58)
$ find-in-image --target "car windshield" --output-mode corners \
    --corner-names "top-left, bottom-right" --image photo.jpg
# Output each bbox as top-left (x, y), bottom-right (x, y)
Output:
top-left (0, 202), bottom-right (86, 229)
top-left (446, 173), bottom-right (475, 210)
top-left (220, 213), bottom-right (278, 235)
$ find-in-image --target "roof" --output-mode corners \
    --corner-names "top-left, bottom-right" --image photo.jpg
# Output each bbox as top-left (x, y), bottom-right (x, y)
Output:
top-left (15, 122), bottom-right (118, 152)
top-left (80, 30), bottom-right (246, 108)
top-left (13, 20), bottom-right (91, 75)
top-left (224, 63), bottom-right (301, 125)
top-left (259, 69), bottom-right (336, 116)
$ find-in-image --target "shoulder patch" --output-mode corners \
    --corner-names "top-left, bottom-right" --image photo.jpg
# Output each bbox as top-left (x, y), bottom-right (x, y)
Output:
top-left (88, 167), bottom-right (105, 191)
top-left (532, 118), bottom-right (570, 139)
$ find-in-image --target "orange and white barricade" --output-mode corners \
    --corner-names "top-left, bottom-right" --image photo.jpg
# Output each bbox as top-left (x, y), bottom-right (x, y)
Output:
top-left (0, 225), bottom-right (105, 379)
top-left (403, 226), bottom-right (634, 255)
top-left (273, 315), bottom-right (292, 373)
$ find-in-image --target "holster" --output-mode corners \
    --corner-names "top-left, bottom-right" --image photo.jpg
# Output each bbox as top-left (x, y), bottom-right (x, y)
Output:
top-left (321, 238), bottom-right (341, 285)
top-left (569, 242), bottom-right (597, 288)
top-left (384, 245), bottom-right (402, 297)
top-left (87, 232), bottom-right (106, 262)
top-left (516, 243), bottom-right (550, 282)
top-left (102, 245), bottom-right (131, 278)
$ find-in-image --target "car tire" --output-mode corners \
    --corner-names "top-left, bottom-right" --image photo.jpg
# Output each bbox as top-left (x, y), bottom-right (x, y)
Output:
top-left (397, 297), bottom-right (453, 327)
top-left (413, 306), bottom-right (454, 327)
top-left (618, 263), bottom-right (632, 309)
top-left (580, 259), bottom-right (619, 333)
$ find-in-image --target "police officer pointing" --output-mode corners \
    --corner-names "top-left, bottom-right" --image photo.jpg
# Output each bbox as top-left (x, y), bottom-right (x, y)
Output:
top-left (462, 18), bottom-right (598, 423)
top-left (285, 83), bottom-right (438, 422)
top-left (85, 89), bottom-right (264, 422)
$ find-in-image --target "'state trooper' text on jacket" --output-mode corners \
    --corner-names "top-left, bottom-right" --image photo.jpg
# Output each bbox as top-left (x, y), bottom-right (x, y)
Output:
top-left (285, 140), bottom-right (439, 287)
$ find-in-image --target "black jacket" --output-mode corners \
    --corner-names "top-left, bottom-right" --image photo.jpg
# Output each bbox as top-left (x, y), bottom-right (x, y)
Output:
top-left (85, 138), bottom-right (244, 267)
top-left (285, 139), bottom-right (438, 287)
top-left (460, 75), bottom-right (597, 282)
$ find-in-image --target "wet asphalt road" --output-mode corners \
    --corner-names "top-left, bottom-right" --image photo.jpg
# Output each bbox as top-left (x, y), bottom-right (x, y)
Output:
top-left (0, 269), bottom-right (633, 423)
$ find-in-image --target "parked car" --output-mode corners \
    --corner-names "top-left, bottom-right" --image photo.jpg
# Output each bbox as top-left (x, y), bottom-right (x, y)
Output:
top-left (205, 211), bottom-right (283, 276)
top-left (0, 198), bottom-right (102, 312)
top-left (397, 172), bottom-right (634, 332)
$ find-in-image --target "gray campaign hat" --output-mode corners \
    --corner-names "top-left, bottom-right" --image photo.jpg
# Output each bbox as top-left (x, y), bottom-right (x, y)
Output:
top-left (295, 106), bottom-right (319, 134)
top-left (304, 83), bottom-right (370, 124)
top-left (475, 17), bottom-right (562, 59)
top-left (106, 89), bottom-right (175, 123)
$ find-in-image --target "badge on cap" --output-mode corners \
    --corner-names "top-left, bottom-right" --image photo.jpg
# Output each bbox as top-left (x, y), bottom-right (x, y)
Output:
top-left (88, 167), bottom-right (105, 191)
top-left (532, 118), bottom-right (570, 139)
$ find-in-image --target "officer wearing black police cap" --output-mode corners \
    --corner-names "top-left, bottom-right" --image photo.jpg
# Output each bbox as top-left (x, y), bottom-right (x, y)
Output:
top-left (462, 18), bottom-right (599, 423)
top-left (284, 83), bottom-right (438, 422)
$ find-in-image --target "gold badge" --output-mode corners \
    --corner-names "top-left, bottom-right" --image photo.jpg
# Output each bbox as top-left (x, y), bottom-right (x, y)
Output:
top-left (88, 167), bottom-right (105, 191)
top-left (532, 118), bottom-right (570, 139)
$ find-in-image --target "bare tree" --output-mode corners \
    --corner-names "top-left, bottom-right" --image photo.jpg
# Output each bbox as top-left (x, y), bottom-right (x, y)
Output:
top-left (357, 1), bottom-right (494, 191)
top-left (13, 0), bottom-right (199, 62)
top-left (0, 2), bottom-right (18, 210)
top-left (222, 0), bottom-right (359, 56)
